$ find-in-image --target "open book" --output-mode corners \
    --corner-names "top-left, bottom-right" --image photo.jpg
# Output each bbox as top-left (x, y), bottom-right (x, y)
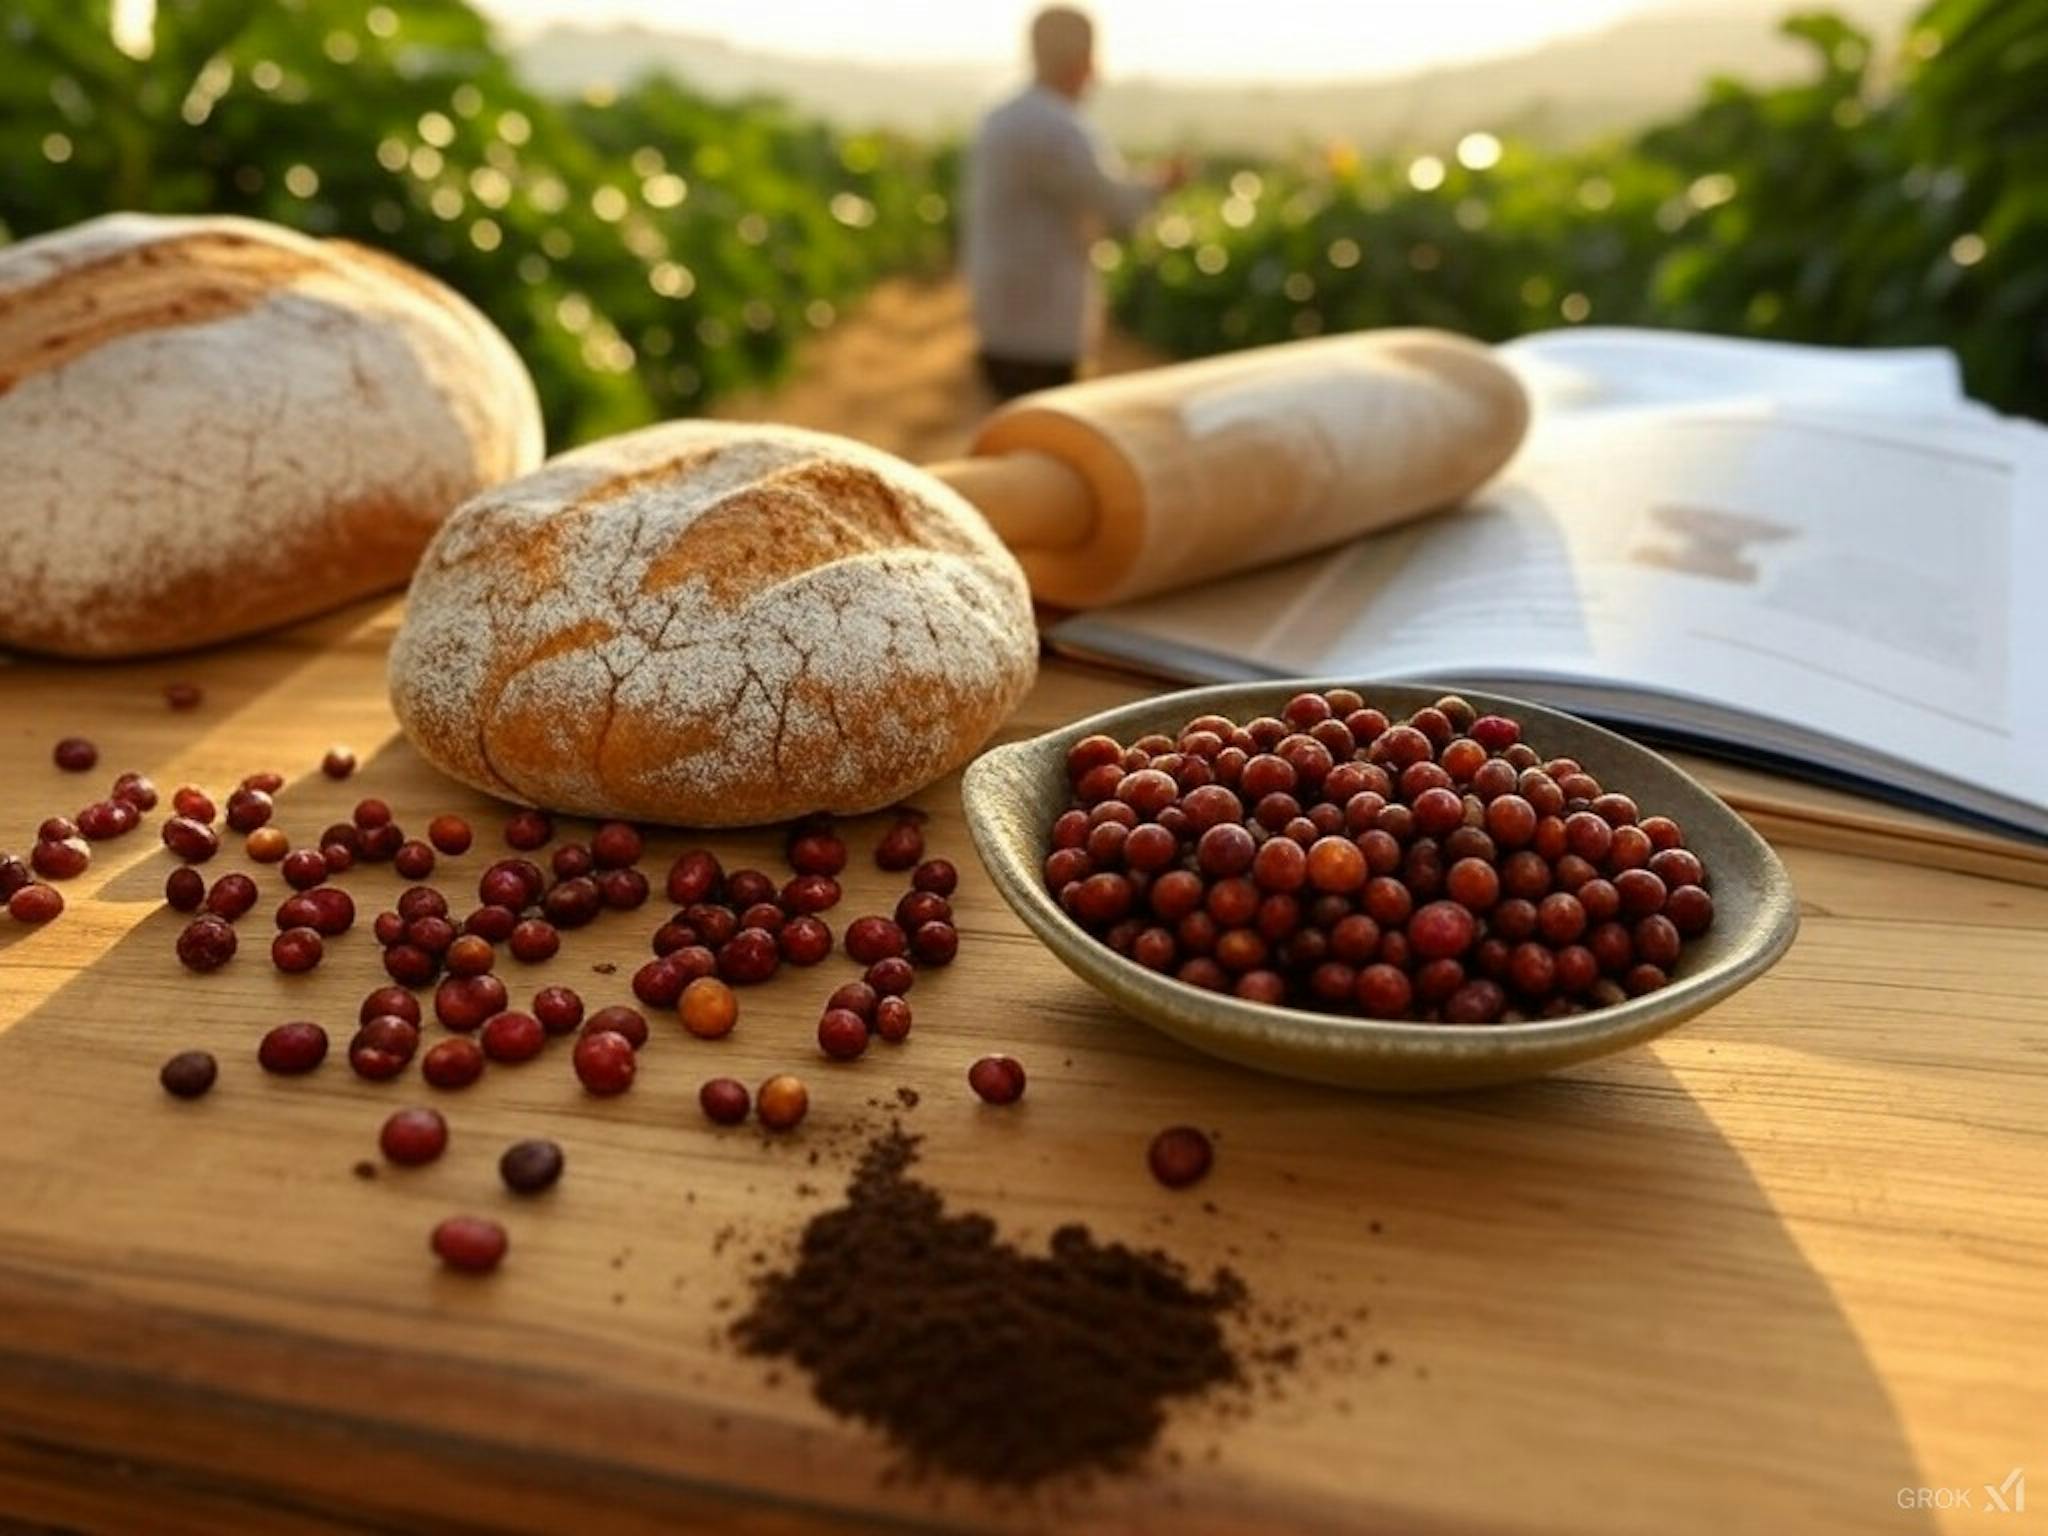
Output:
top-left (1048, 329), bottom-right (2048, 841)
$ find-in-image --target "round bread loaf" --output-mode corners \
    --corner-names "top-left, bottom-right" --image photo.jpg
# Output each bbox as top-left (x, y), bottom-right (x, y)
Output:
top-left (389, 421), bottom-right (1040, 826)
top-left (0, 213), bottom-right (542, 657)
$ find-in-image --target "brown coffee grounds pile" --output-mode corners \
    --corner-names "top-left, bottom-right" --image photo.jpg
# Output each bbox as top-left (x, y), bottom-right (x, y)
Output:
top-left (732, 1129), bottom-right (1249, 1486)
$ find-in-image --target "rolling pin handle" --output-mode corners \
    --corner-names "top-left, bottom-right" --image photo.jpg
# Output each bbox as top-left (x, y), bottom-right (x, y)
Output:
top-left (927, 451), bottom-right (1096, 553)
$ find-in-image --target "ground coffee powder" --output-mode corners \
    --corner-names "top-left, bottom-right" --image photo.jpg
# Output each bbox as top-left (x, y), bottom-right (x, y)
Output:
top-left (733, 1128), bottom-right (1248, 1485)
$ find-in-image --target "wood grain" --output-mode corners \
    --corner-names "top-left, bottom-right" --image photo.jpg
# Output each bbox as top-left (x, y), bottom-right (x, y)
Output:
top-left (1, 598), bottom-right (2043, 1536)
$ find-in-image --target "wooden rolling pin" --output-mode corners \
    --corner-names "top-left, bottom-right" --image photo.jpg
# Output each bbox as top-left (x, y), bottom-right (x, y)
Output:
top-left (926, 329), bottom-right (1529, 609)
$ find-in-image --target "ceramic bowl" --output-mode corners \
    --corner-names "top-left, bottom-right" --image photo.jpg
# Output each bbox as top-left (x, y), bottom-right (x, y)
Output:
top-left (963, 680), bottom-right (1798, 1091)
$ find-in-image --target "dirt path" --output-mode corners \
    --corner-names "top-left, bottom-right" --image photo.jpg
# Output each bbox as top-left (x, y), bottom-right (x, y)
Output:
top-left (713, 275), bottom-right (1159, 464)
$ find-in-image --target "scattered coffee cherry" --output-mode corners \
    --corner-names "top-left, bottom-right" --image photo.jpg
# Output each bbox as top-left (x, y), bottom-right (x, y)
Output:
top-left (685, 903), bottom-right (739, 946)
top-left (427, 814), bottom-right (473, 856)
top-left (431, 1215), bottom-right (507, 1274)
top-left (435, 974), bottom-right (509, 1032)
top-left (779, 914), bottom-right (833, 966)
top-left (572, 1029), bottom-right (637, 1095)
top-left (738, 900), bottom-right (785, 934)
top-left (38, 816), bottom-right (77, 843)
top-left (968, 1055), bottom-right (1026, 1105)
top-left (0, 856), bottom-right (28, 901)
top-left (32, 836), bottom-right (90, 879)
top-left (320, 842), bottom-right (355, 875)
top-left (481, 1010), bottom-right (545, 1063)
top-left (241, 771), bottom-right (285, 795)
top-left (844, 916), bottom-right (906, 965)
top-left (406, 916), bottom-right (456, 957)
top-left (53, 736), bottom-right (98, 772)
top-left (699, 1077), bottom-right (751, 1125)
top-left (865, 956), bottom-right (914, 997)
top-left (394, 841), bottom-right (436, 880)
top-left (353, 798), bottom-right (392, 830)
top-left (874, 995), bottom-right (913, 1043)
top-left (380, 1107), bottom-right (447, 1165)
top-left (351, 1015), bottom-right (421, 1080)
top-left (398, 887), bottom-right (449, 922)
top-left (499, 1138), bottom-right (565, 1194)
top-left (422, 1036), bottom-right (486, 1089)
top-left (111, 772), bottom-right (158, 811)
top-left (818, 1008), bottom-right (869, 1061)
top-left (159, 1049), bottom-right (217, 1099)
top-left (164, 866), bottom-right (206, 912)
top-left (827, 980), bottom-right (878, 1021)
top-left (202, 872), bottom-right (258, 921)
top-left (383, 943), bottom-right (438, 987)
top-left (716, 928), bottom-right (780, 985)
top-left (478, 860), bottom-right (541, 909)
top-left (278, 849), bottom-right (326, 891)
top-left (76, 799), bottom-right (139, 840)
top-left (542, 877), bottom-right (602, 929)
top-left (1147, 1126), bottom-right (1214, 1189)
top-left (464, 904), bottom-right (519, 942)
top-left (909, 921), bottom-right (959, 967)
top-left (321, 746), bottom-right (357, 780)
top-left (172, 786), bottom-right (216, 823)
top-left (258, 1021), bottom-right (328, 1075)
top-left (373, 910), bottom-right (406, 946)
top-left (303, 887), bottom-right (356, 936)
top-left (666, 848), bottom-right (722, 905)
top-left (632, 956), bottom-right (686, 1008)
top-left (504, 809), bottom-right (552, 850)
top-left (679, 976), bottom-right (739, 1040)
top-left (788, 826), bottom-right (847, 876)
top-left (599, 868), bottom-right (650, 910)
top-left (224, 787), bottom-right (274, 833)
top-left (756, 1074), bottom-right (809, 1131)
top-left (176, 914), bottom-right (238, 971)
top-left (360, 823), bottom-right (404, 862)
top-left (895, 890), bottom-right (952, 930)
top-left (435, 935), bottom-right (488, 979)
top-left (724, 869), bottom-right (775, 908)
top-left (361, 986), bottom-right (422, 1026)
top-left (780, 874), bottom-right (842, 917)
top-left (911, 859), bottom-right (958, 896)
top-left (508, 919), bottom-right (560, 963)
top-left (161, 816), bottom-right (220, 864)
top-left (584, 1004), bottom-right (649, 1049)
top-left (272, 926), bottom-right (324, 974)
top-left (875, 819), bottom-right (924, 871)
top-left (590, 821), bottom-right (643, 869)
top-left (164, 682), bottom-right (203, 710)
top-left (9, 882), bottom-right (64, 924)
top-left (245, 827), bottom-right (289, 863)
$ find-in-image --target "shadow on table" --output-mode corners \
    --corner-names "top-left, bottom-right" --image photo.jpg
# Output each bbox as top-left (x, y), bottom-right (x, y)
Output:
top-left (997, 1013), bottom-right (1940, 1535)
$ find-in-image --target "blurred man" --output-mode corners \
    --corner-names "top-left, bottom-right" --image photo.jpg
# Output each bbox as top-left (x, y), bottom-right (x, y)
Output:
top-left (964, 6), bottom-right (1178, 399)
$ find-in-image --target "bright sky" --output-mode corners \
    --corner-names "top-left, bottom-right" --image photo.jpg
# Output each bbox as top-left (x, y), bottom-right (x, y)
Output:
top-left (474, 0), bottom-right (1668, 82)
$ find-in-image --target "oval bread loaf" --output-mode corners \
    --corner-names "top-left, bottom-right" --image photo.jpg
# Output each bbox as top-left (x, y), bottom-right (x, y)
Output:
top-left (0, 213), bottom-right (542, 657)
top-left (389, 421), bottom-right (1040, 826)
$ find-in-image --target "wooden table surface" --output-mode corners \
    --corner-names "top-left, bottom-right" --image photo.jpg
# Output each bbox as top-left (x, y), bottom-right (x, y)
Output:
top-left (1, 598), bottom-right (2042, 1536)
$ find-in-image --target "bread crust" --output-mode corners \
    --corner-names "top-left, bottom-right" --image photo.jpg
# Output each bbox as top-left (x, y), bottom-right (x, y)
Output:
top-left (389, 421), bottom-right (1039, 826)
top-left (0, 214), bottom-right (542, 657)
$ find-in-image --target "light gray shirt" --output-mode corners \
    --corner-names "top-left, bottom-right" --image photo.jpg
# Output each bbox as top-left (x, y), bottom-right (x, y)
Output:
top-left (964, 86), bottom-right (1157, 363)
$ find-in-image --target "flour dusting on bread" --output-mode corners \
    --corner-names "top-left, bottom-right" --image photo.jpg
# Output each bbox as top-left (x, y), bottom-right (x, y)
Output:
top-left (0, 214), bottom-right (542, 657)
top-left (390, 421), bottom-right (1038, 825)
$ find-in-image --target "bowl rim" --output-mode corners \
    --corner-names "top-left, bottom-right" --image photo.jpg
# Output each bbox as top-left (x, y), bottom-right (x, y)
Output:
top-left (964, 677), bottom-right (1800, 1057)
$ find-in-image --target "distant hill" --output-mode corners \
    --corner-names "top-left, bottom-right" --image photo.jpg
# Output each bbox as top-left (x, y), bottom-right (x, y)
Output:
top-left (509, 0), bottom-right (1920, 152)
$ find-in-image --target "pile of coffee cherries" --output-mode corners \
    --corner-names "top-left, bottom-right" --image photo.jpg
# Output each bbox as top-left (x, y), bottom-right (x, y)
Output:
top-left (1044, 690), bottom-right (1714, 1024)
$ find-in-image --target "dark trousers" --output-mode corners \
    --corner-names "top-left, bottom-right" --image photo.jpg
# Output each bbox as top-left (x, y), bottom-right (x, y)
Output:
top-left (977, 353), bottom-right (1077, 401)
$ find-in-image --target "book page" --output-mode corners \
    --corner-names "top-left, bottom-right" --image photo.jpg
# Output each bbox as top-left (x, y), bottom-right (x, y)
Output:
top-left (1051, 401), bottom-right (2048, 833)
